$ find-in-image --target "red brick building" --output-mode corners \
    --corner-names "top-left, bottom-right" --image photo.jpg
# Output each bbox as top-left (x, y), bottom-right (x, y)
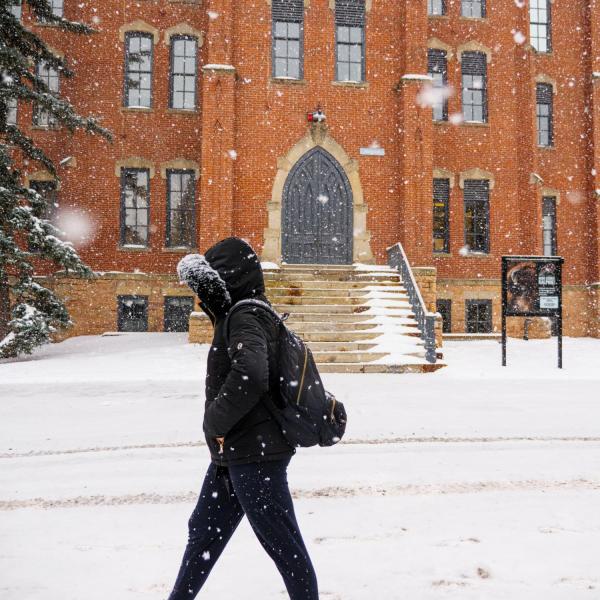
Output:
top-left (13, 0), bottom-right (600, 336)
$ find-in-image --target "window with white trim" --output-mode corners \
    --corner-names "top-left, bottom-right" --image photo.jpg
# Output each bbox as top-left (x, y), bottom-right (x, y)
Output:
top-left (335, 0), bottom-right (366, 83)
top-left (536, 83), bottom-right (553, 147)
top-left (170, 36), bottom-right (198, 110)
top-left (428, 49), bottom-right (448, 122)
top-left (428, 0), bottom-right (445, 16)
top-left (433, 178), bottom-right (450, 253)
top-left (120, 168), bottom-right (150, 247)
top-left (124, 32), bottom-right (153, 108)
top-left (462, 51), bottom-right (487, 123)
top-left (542, 196), bottom-right (557, 256)
top-left (272, 0), bottom-right (304, 79)
top-left (530, 0), bottom-right (552, 53)
top-left (462, 0), bottom-right (485, 18)
top-left (33, 61), bottom-right (59, 128)
top-left (166, 170), bottom-right (196, 248)
top-left (464, 179), bottom-right (490, 253)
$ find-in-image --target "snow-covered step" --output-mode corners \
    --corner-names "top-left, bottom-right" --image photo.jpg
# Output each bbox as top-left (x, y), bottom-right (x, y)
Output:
top-left (274, 296), bottom-right (412, 306)
top-left (268, 287), bottom-right (409, 298)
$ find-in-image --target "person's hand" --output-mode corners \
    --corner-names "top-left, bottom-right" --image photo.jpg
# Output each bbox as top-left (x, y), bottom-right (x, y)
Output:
top-left (216, 436), bottom-right (224, 444)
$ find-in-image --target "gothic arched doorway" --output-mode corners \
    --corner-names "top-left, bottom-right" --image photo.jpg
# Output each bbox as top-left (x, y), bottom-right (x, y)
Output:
top-left (281, 147), bottom-right (353, 265)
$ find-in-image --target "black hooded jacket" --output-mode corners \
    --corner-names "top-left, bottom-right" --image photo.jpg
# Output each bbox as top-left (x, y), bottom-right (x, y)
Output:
top-left (178, 237), bottom-right (294, 467)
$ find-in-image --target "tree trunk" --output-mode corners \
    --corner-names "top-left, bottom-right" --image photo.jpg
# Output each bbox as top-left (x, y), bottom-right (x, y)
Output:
top-left (0, 274), bottom-right (11, 340)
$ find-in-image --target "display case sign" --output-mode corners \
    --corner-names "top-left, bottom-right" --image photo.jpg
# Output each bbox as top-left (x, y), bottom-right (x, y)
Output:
top-left (501, 256), bottom-right (564, 368)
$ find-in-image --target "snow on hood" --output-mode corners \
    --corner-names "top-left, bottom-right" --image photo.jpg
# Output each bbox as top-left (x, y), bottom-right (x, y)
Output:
top-left (177, 237), bottom-right (265, 321)
top-left (177, 253), bottom-right (231, 320)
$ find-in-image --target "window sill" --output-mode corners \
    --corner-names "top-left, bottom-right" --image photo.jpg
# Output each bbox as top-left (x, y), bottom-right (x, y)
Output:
top-left (118, 245), bottom-right (151, 252)
top-left (162, 247), bottom-right (197, 253)
top-left (433, 252), bottom-right (452, 257)
top-left (167, 108), bottom-right (198, 115)
top-left (332, 81), bottom-right (369, 89)
top-left (428, 14), bottom-right (449, 19)
top-left (31, 125), bottom-right (60, 131)
top-left (461, 121), bottom-right (490, 128)
top-left (458, 16), bottom-right (488, 22)
top-left (120, 107), bottom-right (153, 113)
top-left (270, 77), bottom-right (307, 86)
top-left (461, 252), bottom-right (490, 258)
top-left (538, 145), bottom-right (555, 150)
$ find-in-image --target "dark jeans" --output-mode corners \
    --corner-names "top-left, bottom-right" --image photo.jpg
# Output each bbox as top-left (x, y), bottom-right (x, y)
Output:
top-left (167, 457), bottom-right (319, 600)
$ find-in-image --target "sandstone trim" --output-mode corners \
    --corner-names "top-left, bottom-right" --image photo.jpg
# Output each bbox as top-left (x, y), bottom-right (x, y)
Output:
top-left (163, 23), bottom-right (204, 46)
top-left (119, 20), bottom-right (160, 44)
top-left (457, 41), bottom-right (492, 63)
top-left (459, 168), bottom-right (495, 189)
top-left (115, 158), bottom-right (156, 179)
top-left (159, 159), bottom-right (200, 178)
top-left (427, 37), bottom-right (454, 60)
top-left (433, 168), bottom-right (456, 187)
top-left (263, 125), bottom-right (374, 264)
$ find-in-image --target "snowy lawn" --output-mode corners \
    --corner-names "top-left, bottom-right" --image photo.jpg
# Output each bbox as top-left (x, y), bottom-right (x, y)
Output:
top-left (1, 333), bottom-right (600, 599)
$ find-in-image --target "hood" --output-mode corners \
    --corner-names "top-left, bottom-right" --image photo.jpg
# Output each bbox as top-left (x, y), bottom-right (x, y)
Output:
top-left (177, 237), bottom-right (265, 321)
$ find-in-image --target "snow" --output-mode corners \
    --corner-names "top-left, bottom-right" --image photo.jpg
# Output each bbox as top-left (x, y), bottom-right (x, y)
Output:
top-left (402, 74), bottom-right (434, 82)
top-left (260, 261), bottom-right (280, 270)
top-left (1, 334), bottom-right (600, 599)
top-left (202, 64), bottom-right (236, 71)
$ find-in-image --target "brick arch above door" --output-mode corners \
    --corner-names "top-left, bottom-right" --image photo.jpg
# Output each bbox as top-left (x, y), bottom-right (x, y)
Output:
top-left (262, 126), bottom-right (374, 264)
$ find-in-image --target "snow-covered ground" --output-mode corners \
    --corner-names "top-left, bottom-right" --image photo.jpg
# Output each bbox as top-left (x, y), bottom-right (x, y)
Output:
top-left (1, 334), bottom-right (599, 599)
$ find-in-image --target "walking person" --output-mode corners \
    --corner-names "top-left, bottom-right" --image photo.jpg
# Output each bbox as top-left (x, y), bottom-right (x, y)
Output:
top-left (168, 237), bottom-right (319, 600)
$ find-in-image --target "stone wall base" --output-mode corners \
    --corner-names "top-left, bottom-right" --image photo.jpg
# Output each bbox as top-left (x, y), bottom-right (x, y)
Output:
top-left (34, 272), bottom-right (598, 344)
top-left (436, 278), bottom-right (597, 338)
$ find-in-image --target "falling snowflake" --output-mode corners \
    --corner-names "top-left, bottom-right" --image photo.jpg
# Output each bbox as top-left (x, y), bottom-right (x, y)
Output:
top-left (512, 30), bottom-right (526, 44)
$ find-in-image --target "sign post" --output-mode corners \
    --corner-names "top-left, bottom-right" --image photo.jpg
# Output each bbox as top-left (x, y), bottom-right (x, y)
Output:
top-left (501, 256), bottom-right (564, 368)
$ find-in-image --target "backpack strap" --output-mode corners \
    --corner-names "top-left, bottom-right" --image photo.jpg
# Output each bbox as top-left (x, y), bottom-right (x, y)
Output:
top-left (224, 299), bottom-right (286, 346)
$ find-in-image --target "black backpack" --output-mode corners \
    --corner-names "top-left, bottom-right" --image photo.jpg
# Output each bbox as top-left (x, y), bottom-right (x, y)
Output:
top-left (225, 299), bottom-right (347, 448)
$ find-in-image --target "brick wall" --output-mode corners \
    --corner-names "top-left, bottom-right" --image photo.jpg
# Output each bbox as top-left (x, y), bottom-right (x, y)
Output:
top-left (9, 1), bottom-right (598, 339)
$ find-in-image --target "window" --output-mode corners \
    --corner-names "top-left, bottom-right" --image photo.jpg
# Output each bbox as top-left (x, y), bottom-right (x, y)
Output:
top-left (530, 0), bottom-right (551, 53)
top-left (10, 0), bottom-right (22, 19)
top-left (272, 0), bottom-right (304, 79)
top-left (29, 180), bottom-right (59, 251)
top-left (38, 0), bottom-right (63, 21)
top-left (335, 0), bottom-right (366, 83)
top-left (164, 297), bottom-right (194, 332)
top-left (33, 61), bottom-right (59, 128)
top-left (433, 178), bottom-right (450, 253)
top-left (170, 36), bottom-right (198, 110)
top-left (49, 0), bottom-right (63, 17)
top-left (542, 197), bottom-right (557, 256)
top-left (464, 179), bottom-right (490, 253)
top-left (428, 49), bottom-right (448, 122)
top-left (462, 0), bottom-right (485, 18)
top-left (124, 32), bottom-right (153, 108)
top-left (428, 0), bottom-right (445, 16)
top-left (7, 98), bottom-right (18, 126)
top-left (167, 170), bottom-right (196, 248)
top-left (120, 168), bottom-right (150, 247)
top-left (536, 83), bottom-right (553, 147)
top-left (436, 299), bottom-right (452, 334)
top-left (118, 296), bottom-right (148, 332)
top-left (462, 51), bottom-right (487, 123)
top-left (466, 300), bottom-right (492, 333)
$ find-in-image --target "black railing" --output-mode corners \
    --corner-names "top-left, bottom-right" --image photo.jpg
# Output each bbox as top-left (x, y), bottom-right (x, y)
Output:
top-left (387, 242), bottom-right (437, 364)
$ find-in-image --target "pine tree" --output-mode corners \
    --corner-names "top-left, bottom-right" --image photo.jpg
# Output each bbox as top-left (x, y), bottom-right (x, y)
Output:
top-left (0, 0), bottom-right (110, 358)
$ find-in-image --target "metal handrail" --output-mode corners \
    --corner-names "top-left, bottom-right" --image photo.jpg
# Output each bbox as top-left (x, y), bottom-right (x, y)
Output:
top-left (387, 242), bottom-right (437, 364)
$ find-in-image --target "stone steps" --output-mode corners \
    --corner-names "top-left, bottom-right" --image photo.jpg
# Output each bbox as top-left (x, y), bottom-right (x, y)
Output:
top-left (273, 296), bottom-right (411, 306)
top-left (268, 287), bottom-right (408, 298)
top-left (263, 266), bottom-right (442, 374)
